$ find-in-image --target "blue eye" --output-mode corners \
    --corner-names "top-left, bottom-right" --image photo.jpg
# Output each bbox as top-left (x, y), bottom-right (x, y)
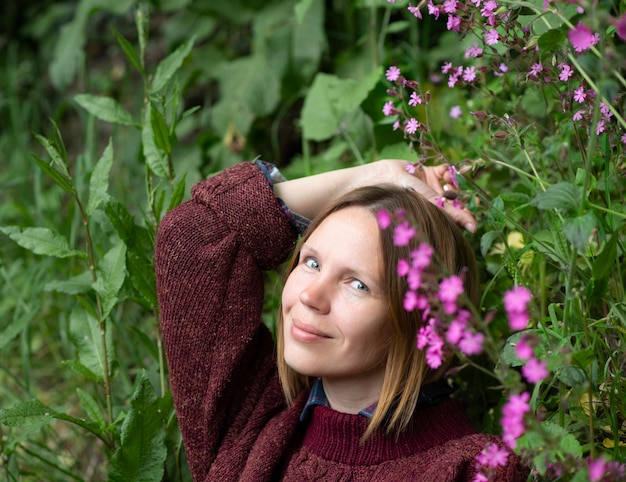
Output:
top-left (350, 279), bottom-right (369, 292)
top-left (304, 257), bottom-right (320, 270)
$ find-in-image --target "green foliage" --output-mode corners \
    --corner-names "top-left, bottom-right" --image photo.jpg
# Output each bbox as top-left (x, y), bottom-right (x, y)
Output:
top-left (1, 0), bottom-right (625, 480)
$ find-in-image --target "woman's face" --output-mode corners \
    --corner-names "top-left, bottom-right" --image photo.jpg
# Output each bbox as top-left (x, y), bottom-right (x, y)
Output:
top-left (281, 206), bottom-right (391, 388)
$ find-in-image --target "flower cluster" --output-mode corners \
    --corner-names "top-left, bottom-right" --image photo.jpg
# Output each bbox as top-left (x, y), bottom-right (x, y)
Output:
top-left (377, 208), bottom-right (485, 370)
top-left (384, 0), bottom-right (626, 148)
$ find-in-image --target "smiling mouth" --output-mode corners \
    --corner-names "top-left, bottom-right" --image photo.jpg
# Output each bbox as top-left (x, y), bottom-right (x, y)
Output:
top-left (291, 319), bottom-right (331, 342)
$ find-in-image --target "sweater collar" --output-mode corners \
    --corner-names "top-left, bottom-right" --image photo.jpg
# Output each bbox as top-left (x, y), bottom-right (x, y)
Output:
top-left (300, 398), bottom-right (475, 466)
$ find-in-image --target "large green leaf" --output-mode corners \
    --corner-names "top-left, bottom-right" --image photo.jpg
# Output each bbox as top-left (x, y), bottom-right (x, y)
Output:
top-left (74, 94), bottom-right (136, 126)
top-left (87, 138), bottom-right (114, 216)
top-left (300, 68), bottom-right (382, 141)
top-left (150, 36), bottom-right (196, 94)
top-left (44, 270), bottom-right (93, 295)
top-left (210, 54), bottom-right (281, 137)
top-left (0, 226), bottom-right (86, 259)
top-left (0, 306), bottom-right (39, 351)
top-left (530, 181), bottom-right (581, 213)
top-left (109, 374), bottom-right (167, 482)
top-left (292, 0), bottom-right (325, 79)
top-left (0, 399), bottom-right (55, 427)
top-left (563, 212), bottom-right (596, 251)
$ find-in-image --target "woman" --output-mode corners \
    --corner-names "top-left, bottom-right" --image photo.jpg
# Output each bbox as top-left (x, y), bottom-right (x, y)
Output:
top-left (155, 159), bottom-right (528, 481)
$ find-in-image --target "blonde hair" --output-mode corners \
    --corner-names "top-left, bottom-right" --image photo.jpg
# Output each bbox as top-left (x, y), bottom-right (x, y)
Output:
top-left (276, 184), bottom-right (479, 441)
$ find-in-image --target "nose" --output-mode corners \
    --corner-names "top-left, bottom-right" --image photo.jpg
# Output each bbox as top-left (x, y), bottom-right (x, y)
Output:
top-left (299, 276), bottom-right (331, 314)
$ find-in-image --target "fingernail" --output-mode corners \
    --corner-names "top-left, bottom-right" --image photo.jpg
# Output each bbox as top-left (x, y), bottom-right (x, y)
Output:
top-left (465, 223), bottom-right (476, 233)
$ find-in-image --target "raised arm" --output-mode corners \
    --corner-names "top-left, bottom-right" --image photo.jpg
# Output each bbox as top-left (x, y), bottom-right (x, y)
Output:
top-left (274, 159), bottom-right (476, 233)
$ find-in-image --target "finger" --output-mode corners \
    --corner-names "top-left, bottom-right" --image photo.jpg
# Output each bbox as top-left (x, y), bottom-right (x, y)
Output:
top-left (430, 197), bottom-right (476, 233)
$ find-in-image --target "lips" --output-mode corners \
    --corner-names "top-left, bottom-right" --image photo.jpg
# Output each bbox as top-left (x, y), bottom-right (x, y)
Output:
top-left (290, 318), bottom-right (331, 342)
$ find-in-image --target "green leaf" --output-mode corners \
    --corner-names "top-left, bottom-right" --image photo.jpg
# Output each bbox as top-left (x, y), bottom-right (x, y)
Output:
top-left (77, 387), bottom-right (105, 430)
top-left (142, 103), bottom-right (169, 178)
top-left (0, 399), bottom-right (55, 427)
top-left (150, 102), bottom-right (172, 155)
top-left (292, 0), bottom-right (325, 79)
top-left (33, 155), bottom-right (76, 196)
top-left (537, 28), bottom-right (565, 52)
top-left (166, 173), bottom-right (187, 213)
top-left (108, 374), bottom-right (167, 482)
top-left (61, 359), bottom-right (102, 383)
top-left (0, 226), bottom-right (86, 259)
top-left (87, 138), bottom-right (114, 216)
top-left (563, 212), bottom-right (595, 251)
top-left (480, 230), bottom-right (501, 257)
top-left (112, 24), bottom-right (143, 75)
top-left (301, 68), bottom-right (382, 141)
top-left (74, 94), bottom-right (136, 126)
top-left (93, 242), bottom-right (127, 320)
top-left (69, 306), bottom-right (112, 381)
top-left (34, 133), bottom-right (68, 172)
top-left (45, 270), bottom-right (94, 295)
top-left (150, 36), bottom-right (196, 93)
top-left (210, 54), bottom-right (281, 137)
top-left (592, 234), bottom-right (618, 281)
top-left (531, 182), bottom-right (580, 213)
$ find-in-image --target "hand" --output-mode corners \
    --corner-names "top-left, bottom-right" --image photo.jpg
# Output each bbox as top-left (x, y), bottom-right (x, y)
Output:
top-left (274, 159), bottom-right (476, 233)
top-left (353, 160), bottom-right (477, 233)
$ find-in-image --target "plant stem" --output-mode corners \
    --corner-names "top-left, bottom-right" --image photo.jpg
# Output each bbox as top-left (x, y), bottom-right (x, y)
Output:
top-left (76, 197), bottom-right (113, 429)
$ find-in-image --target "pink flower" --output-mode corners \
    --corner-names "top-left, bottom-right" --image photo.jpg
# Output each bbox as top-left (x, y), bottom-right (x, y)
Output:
top-left (485, 29), bottom-right (499, 45)
top-left (465, 42), bottom-right (483, 58)
top-left (600, 102), bottom-right (612, 119)
top-left (397, 258), bottom-right (410, 277)
top-left (450, 105), bottom-right (462, 118)
top-left (438, 275), bottom-right (464, 313)
top-left (448, 165), bottom-right (460, 188)
top-left (386, 66), bottom-right (401, 82)
top-left (442, 62), bottom-right (453, 74)
top-left (558, 63), bottom-right (574, 81)
top-left (409, 92), bottom-right (422, 107)
top-left (392, 120), bottom-right (400, 131)
top-left (427, 0), bottom-right (440, 19)
top-left (504, 286), bottom-right (531, 331)
top-left (596, 119), bottom-right (606, 135)
top-left (621, 133), bottom-right (626, 144)
top-left (405, 162), bottom-right (417, 174)
top-left (503, 286), bottom-right (531, 313)
top-left (588, 457), bottom-right (607, 482)
top-left (408, 3), bottom-right (422, 19)
top-left (411, 243), bottom-right (433, 270)
top-left (462, 66), bottom-right (477, 82)
top-left (377, 209), bottom-right (391, 229)
top-left (501, 392), bottom-right (530, 449)
top-left (481, 0), bottom-right (497, 18)
top-left (514, 335), bottom-right (534, 360)
top-left (447, 15), bottom-right (461, 32)
top-left (568, 23), bottom-right (596, 52)
top-left (443, 0), bottom-right (458, 13)
top-left (476, 443), bottom-right (510, 468)
top-left (522, 357), bottom-right (549, 383)
top-left (394, 221), bottom-right (416, 246)
top-left (446, 319), bottom-right (466, 344)
top-left (405, 118), bottom-right (419, 134)
top-left (473, 474), bottom-right (489, 482)
top-left (426, 336), bottom-right (444, 368)
top-left (573, 85), bottom-right (586, 103)
top-left (616, 13), bottom-right (626, 42)
top-left (528, 62), bottom-right (543, 77)
top-left (382, 101), bottom-right (395, 116)
top-left (458, 330), bottom-right (484, 355)
top-left (573, 109), bottom-right (585, 121)
top-left (404, 290), bottom-right (419, 311)
top-left (443, 0), bottom-right (457, 13)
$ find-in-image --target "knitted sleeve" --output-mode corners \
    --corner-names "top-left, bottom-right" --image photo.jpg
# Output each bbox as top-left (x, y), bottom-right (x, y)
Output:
top-left (154, 162), bottom-right (298, 480)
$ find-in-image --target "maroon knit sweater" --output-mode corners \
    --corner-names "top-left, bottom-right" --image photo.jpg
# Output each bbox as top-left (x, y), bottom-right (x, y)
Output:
top-left (155, 162), bottom-right (529, 481)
